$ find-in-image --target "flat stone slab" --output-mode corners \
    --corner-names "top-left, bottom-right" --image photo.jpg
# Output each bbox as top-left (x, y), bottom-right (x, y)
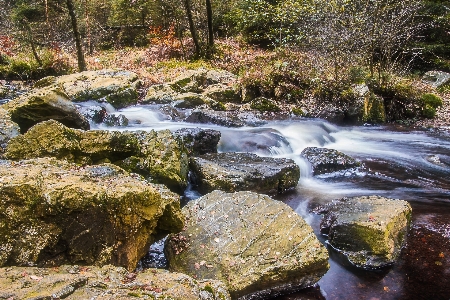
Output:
top-left (165, 190), bottom-right (329, 299)
top-left (0, 265), bottom-right (230, 299)
top-left (317, 195), bottom-right (412, 269)
top-left (190, 152), bottom-right (300, 195)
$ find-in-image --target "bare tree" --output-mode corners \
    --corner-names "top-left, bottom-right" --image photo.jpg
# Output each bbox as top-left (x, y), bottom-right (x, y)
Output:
top-left (66, 0), bottom-right (86, 71)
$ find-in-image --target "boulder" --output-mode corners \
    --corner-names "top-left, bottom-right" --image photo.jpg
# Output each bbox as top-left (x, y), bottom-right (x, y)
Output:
top-left (173, 92), bottom-right (208, 109)
top-left (0, 158), bottom-right (184, 270)
top-left (317, 196), bottom-right (412, 269)
top-left (185, 109), bottom-right (247, 127)
top-left (165, 190), bottom-right (329, 299)
top-left (0, 108), bottom-right (19, 151)
top-left (174, 127), bottom-right (221, 156)
top-left (301, 147), bottom-right (361, 175)
top-left (34, 69), bottom-right (140, 108)
top-left (190, 152), bottom-right (300, 195)
top-left (5, 120), bottom-right (189, 193)
top-left (143, 84), bottom-right (178, 104)
top-left (0, 265), bottom-right (230, 299)
top-left (2, 86), bottom-right (90, 133)
top-left (422, 70), bottom-right (450, 88)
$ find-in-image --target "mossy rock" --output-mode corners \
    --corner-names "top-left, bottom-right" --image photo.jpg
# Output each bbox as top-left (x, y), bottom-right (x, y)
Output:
top-left (250, 97), bottom-right (281, 112)
top-left (363, 93), bottom-right (386, 123)
top-left (0, 158), bottom-right (184, 270)
top-left (319, 196), bottom-right (412, 269)
top-left (421, 93), bottom-right (443, 118)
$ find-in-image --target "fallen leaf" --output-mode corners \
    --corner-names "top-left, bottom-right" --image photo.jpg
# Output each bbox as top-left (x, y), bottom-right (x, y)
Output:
top-left (200, 260), bottom-right (206, 266)
top-left (439, 252), bottom-right (445, 258)
top-left (383, 286), bottom-right (390, 292)
top-left (30, 275), bottom-right (43, 281)
top-left (194, 263), bottom-right (200, 270)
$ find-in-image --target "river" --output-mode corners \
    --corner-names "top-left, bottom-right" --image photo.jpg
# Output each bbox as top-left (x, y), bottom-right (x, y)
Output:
top-left (89, 103), bottom-right (450, 299)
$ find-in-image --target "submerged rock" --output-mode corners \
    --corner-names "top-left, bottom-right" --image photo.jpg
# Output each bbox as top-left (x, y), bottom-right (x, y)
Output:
top-left (190, 152), bottom-right (300, 195)
top-left (5, 120), bottom-right (189, 193)
top-left (34, 69), bottom-right (140, 108)
top-left (0, 158), bottom-right (184, 270)
top-left (301, 147), bottom-right (361, 175)
top-left (317, 196), bottom-right (412, 269)
top-left (165, 190), bottom-right (329, 299)
top-left (2, 86), bottom-right (90, 133)
top-left (0, 265), bottom-right (230, 299)
top-left (174, 127), bottom-right (221, 156)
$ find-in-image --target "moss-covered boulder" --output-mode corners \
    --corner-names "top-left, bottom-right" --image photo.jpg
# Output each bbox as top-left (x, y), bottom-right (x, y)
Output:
top-left (0, 108), bottom-right (19, 152)
top-left (363, 93), bottom-right (386, 123)
top-left (250, 97), bottom-right (281, 112)
top-left (34, 69), bottom-right (140, 108)
top-left (0, 265), bottom-right (230, 299)
top-left (166, 190), bottom-right (329, 299)
top-left (190, 152), bottom-right (300, 195)
top-left (317, 196), bottom-right (412, 269)
top-left (173, 92), bottom-right (208, 109)
top-left (0, 158), bottom-right (184, 270)
top-left (301, 147), bottom-right (361, 176)
top-left (143, 83), bottom-right (178, 104)
top-left (2, 86), bottom-right (90, 133)
top-left (5, 120), bottom-right (189, 193)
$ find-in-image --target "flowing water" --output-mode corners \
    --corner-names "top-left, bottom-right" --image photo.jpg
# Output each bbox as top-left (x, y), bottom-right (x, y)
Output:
top-left (90, 103), bottom-right (450, 299)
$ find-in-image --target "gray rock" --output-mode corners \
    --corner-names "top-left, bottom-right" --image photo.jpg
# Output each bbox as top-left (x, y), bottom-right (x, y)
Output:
top-left (301, 147), bottom-right (361, 175)
top-left (422, 70), bottom-right (450, 88)
top-left (2, 86), bottom-right (90, 133)
top-left (190, 152), bottom-right (300, 194)
top-left (165, 190), bottom-right (329, 299)
top-left (174, 127), bottom-right (221, 156)
top-left (143, 84), bottom-right (178, 104)
top-left (0, 158), bottom-right (184, 270)
top-left (185, 109), bottom-right (266, 127)
top-left (317, 196), bottom-right (412, 269)
top-left (0, 265), bottom-right (230, 299)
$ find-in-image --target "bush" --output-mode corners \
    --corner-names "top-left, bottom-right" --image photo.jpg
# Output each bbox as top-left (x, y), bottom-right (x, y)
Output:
top-left (421, 93), bottom-right (443, 118)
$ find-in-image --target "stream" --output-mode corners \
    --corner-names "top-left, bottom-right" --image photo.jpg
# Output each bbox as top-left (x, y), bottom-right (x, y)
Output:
top-left (89, 103), bottom-right (450, 300)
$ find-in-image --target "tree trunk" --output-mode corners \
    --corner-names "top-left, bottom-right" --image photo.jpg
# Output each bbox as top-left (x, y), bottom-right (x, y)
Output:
top-left (206, 0), bottom-right (214, 49)
top-left (66, 0), bottom-right (86, 71)
top-left (183, 0), bottom-right (201, 57)
top-left (23, 19), bottom-right (42, 66)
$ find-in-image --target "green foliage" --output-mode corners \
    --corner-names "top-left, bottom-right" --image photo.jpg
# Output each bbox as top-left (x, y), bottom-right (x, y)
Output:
top-left (0, 49), bottom-right (71, 80)
top-left (291, 107), bottom-right (304, 116)
top-left (421, 93), bottom-right (443, 118)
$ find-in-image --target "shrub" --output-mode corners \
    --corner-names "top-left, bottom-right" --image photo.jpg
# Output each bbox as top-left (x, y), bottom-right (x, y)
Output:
top-left (421, 93), bottom-right (443, 118)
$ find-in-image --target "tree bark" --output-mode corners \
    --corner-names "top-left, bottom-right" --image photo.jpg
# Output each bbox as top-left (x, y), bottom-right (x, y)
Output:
top-left (66, 0), bottom-right (86, 71)
top-left (183, 0), bottom-right (201, 57)
top-left (23, 19), bottom-right (42, 66)
top-left (206, 0), bottom-right (214, 49)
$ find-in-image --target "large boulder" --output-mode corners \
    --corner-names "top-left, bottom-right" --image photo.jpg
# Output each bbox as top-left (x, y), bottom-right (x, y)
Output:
top-left (422, 70), bottom-right (450, 88)
top-left (0, 158), bottom-right (184, 270)
top-left (190, 152), bottom-right (300, 195)
top-left (165, 190), bottom-right (329, 299)
top-left (301, 147), bottom-right (361, 175)
top-left (143, 68), bottom-right (240, 106)
top-left (317, 196), bottom-right (412, 269)
top-left (0, 265), bottom-right (230, 299)
top-left (0, 108), bottom-right (19, 152)
top-left (174, 127), bottom-right (221, 156)
top-left (5, 120), bottom-right (189, 193)
top-left (2, 86), bottom-right (90, 133)
top-left (34, 69), bottom-right (140, 108)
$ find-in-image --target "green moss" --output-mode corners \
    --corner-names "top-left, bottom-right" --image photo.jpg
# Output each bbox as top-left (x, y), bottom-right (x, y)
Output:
top-left (202, 284), bottom-right (214, 294)
top-left (291, 107), bottom-right (304, 116)
top-left (209, 101), bottom-right (226, 111)
top-left (250, 97), bottom-right (280, 112)
top-left (421, 93), bottom-right (443, 118)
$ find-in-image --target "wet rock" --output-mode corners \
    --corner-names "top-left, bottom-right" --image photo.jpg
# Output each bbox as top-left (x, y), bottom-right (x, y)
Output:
top-left (0, 158), bottom-right (184, 270)
top-left (2, 86), bottom-right (90, 133)
top-left (34, 69), bottom-right (140, 108)
top-left (203, 84), bottom-right (241, 103)
top-left (220, 128), bottom-right (291, 155)
top-left (173, 92), bottom-right (208, 109)
top-left (185, 109), bottom-right (245, 127)
top-left (301, 147), bottom-right (361, 175)
top-left (318, 196), bottom-right (412, 269)
top-left (5, 120), bottom-right (188, 193)
top-left (174, 127), bottom-right (221, 156)
top-left (143, 84), bottom-right (178, 104)
top-left (165, 190), bottom-right (329, 299)
top-left (0, 108), bottom-right (19, 151)
top-left (190, 152), bottom-right (300, 195)
top-left (0, 265), bottom-right (230, 299)
top-left (84, 107), bottom-right (129, 127)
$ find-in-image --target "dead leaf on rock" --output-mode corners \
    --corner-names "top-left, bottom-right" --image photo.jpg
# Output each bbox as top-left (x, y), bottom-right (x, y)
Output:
top-left (194, 263), bottom-right (201, 270)
top-left (30, 275), bottom-right (43, 281)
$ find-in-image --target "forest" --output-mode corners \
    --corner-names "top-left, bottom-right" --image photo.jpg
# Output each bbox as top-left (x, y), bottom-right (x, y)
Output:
top-left (0, 0), bottom-right (450, 122)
